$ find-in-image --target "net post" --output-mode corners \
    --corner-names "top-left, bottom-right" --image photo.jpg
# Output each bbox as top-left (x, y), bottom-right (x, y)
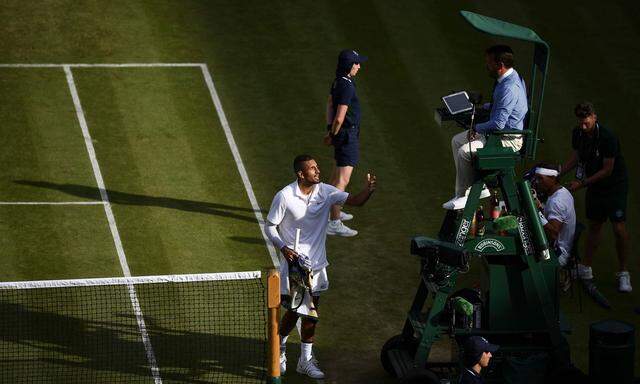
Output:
top-left (267, 268), bottom-right (282, 383)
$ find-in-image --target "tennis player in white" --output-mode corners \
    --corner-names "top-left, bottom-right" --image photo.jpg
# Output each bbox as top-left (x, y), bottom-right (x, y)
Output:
top-left (534, 164), bottom-right (576, 266)
top-left (266, 154), bottom-right (376, 379)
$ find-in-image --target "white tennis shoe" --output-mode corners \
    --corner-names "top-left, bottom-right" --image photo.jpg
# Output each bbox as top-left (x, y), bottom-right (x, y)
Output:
top-left (577, 264), bottom-right (593, 280)
top-left (442, 187), bottom-right (491, 210)
top-left (297, 356), bottom-right (325, 379)
top-left (617, 271), bottom-right (632, 293)
top-left (339, 211), bottom-right (354, 221)
top-left (327, 220), bottom-right (358, 237)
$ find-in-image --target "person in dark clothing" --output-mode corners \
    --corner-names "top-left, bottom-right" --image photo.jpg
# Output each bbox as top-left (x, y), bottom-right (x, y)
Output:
top-left (561, 102), bottom-right (632, 293)
top-left (458, 336), bottom-right (499, 384)
top-left (324, 49), bottom-right (367, 237)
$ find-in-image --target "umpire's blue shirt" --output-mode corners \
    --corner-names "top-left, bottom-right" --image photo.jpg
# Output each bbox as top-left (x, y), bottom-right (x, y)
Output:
top-left (330, 76), bottom-right (360, 127)
top-left (475, 68), bottom-right (527, 133)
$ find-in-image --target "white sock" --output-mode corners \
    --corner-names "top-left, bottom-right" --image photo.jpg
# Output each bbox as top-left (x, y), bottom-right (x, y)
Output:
top-left (301, 342), bottom-right (313, 362)
top-left (280, 335), bottom-right (288, 352)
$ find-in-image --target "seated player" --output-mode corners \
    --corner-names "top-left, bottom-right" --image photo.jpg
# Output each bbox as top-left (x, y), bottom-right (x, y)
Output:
top-left (534, 164), bottom-right (576, 267)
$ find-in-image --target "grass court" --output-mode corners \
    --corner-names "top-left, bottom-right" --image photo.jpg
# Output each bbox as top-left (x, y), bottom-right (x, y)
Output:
top-left (0, 1), bottom-right (638, 382)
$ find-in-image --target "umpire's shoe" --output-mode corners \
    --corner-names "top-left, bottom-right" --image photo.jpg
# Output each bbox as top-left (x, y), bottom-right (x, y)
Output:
top-left (297, 357), bottom-right (325, 379)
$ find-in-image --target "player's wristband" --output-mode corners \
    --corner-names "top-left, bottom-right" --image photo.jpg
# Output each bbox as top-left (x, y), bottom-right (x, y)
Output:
top-left (538, 211), bottom-right (549, 226)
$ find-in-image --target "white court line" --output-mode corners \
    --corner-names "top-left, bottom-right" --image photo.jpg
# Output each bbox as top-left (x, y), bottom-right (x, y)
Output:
top-left (1, 62), bottom-right (278, 268)
top-left (0, 63), bottom-right (202, 68)
top-left (0, 201), bottom-right (104, 205)
top-left (200, 64), bottom-right (279, 268)
top-left (64, 66), bottom-right (162, 384)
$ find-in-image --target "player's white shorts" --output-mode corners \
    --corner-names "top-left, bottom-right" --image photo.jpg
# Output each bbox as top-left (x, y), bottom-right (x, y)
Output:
top-left (279, 263), bottom-right (328, 296)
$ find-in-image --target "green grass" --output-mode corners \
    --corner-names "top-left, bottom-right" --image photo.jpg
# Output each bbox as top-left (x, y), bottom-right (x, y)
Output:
top-left (71, 67), bottom-right (269, 274)
top-left (0, 1), bottom-right (638, 383)
top-left (0, 205), bottom-right (122, 281)
top-left (0, 68), bottom-right (98, 201)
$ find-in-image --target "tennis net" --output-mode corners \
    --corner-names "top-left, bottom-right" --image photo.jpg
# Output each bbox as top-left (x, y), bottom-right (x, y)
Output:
top-left (0, 271), bottom-right (267, 383)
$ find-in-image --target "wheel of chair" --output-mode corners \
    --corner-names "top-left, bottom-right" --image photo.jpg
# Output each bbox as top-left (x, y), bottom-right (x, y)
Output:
top-left (380, 334), bottom-right (418, 377)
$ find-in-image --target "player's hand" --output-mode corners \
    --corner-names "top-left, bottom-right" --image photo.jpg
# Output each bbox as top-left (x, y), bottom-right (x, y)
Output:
top-left (531, 189), bottom-right (543, 209)
top-left (323, 132), bottom-right (333, 146)
top-left (567, 180), bottom-right (582, 193)
top-left (366, 172), bottom-right (377, 193)
top-left (467, 129), bottom-right (478, 141)
top-left (280, 246), bottom-right (298, 263)
top-left (534, 197), bottom-right (543, 210)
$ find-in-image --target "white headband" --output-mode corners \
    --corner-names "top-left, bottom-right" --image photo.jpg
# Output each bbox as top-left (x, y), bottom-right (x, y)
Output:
top-left (535, 167), bottom-right (559, 177)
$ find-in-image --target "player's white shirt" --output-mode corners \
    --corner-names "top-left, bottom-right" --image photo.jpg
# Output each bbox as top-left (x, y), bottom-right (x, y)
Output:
top-left (267, 181), bottom-right (348, 271)
top-left (544, 187), bottom-right (576, 260)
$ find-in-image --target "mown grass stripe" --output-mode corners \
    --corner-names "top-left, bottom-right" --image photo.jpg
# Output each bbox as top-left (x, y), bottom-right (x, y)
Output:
top-left (64, 65), bottom-right (162, 383)
top-left (200, 64), bottom-right (279, 268)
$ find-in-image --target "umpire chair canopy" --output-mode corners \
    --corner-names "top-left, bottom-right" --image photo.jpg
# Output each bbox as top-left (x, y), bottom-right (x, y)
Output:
top-left (460, 10), bottom-right (551, 161)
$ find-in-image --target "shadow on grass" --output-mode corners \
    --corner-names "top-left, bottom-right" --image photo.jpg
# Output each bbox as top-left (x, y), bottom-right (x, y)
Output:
top-left (228, 236), bottom-right (267, 245)
top-left (14, 180), bottom-right (265, 224)
top-left (0, 301), bottom-right (266, 383)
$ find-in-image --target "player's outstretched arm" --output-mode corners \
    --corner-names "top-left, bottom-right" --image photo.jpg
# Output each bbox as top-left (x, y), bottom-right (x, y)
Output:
top-left (345, 173), bottom-right (376, 207)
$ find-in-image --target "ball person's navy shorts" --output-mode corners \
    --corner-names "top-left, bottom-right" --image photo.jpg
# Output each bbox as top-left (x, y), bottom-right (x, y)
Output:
top-left (585, 184), bottom-right (628, 223)
top-left (333, 125), bottom-right (359, 167)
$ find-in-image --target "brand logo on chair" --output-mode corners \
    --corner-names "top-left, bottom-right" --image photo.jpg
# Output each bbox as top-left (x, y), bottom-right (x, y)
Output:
top-left (474, 239), bottom-right (506, 252)
top-left (455, 219), bottom-right (471, 247)
top-left (517, 216), bottom-right (534, 255)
